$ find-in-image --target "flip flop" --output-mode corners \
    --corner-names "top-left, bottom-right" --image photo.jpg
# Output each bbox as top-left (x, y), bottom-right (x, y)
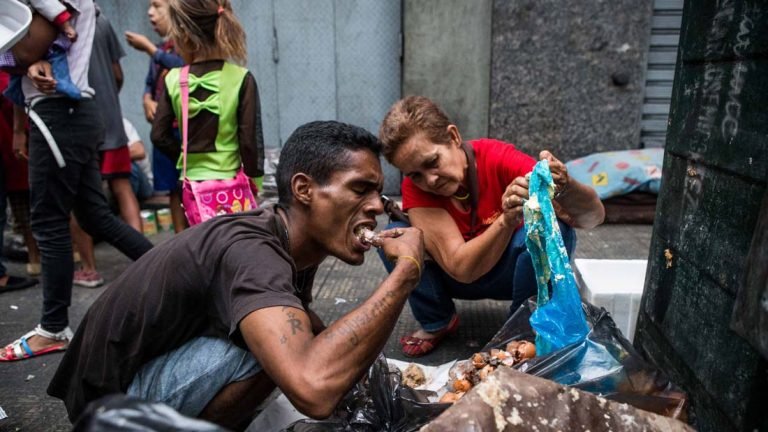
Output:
top-left (0, 275), bottom-right (38, 294)
top-left (0, 325), bottom-right (73, 362)
top-left (400, 314), bottom-right (460, 358)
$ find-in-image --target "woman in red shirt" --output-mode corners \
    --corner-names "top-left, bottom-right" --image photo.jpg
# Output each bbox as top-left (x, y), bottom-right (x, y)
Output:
top-left (378, 96), bottom-right (604, 357)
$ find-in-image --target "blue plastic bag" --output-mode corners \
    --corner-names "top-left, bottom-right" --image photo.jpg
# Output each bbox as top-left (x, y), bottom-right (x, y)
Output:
top-left (523, 159), bottom-right (589, 356)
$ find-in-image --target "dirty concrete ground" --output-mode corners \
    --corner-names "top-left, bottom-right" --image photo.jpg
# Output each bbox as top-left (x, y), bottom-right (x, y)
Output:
top-left (0, 211), bottom-right (653, 431)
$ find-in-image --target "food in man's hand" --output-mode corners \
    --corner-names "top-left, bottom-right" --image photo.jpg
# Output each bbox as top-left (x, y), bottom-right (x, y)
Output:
top-left (356, 227), bottom-right (380, 246)
top-left (401, 363), bottom-right (426, 388)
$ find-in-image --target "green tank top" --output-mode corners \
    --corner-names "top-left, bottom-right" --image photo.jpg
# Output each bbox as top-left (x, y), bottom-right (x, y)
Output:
top-left (165, 62), bottom-right (248, 181)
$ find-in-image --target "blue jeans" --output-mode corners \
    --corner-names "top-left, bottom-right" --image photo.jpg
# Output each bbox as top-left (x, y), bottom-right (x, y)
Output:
top-left (127, 336), bottom-right (262, 417)
top-left (28, 98), bottom-right (154, 333)
top-left (378, 220), bottom-right (576, 332)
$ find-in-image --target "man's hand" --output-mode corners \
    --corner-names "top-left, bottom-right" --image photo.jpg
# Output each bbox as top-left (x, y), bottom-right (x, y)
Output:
top-left (539, 150), bottom-right (570, 197)
top-left (125, 31), bottom-right (157, 55)
top-left (12, 130), bottom-right (28, 160)
top-left (27, 60), bottom-right (56, 94)
top-left (143, 96), bottom-right (158, 123)
top-left (60, 21), bottom-right (78, 42)
top-left (377, 226), bottom-right (423, 264)
top-left (377, 226), bottom-right (424, 286)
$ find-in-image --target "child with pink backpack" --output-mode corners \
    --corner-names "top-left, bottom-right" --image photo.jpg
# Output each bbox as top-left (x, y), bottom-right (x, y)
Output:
top-left (150, 0), bottom-right (263, 226)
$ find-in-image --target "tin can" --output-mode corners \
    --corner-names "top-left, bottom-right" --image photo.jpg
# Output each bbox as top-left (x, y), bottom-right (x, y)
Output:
top-left (140, 210), bottom-right (157, 236)
top-left (156, 208), bottom-right (173, 232)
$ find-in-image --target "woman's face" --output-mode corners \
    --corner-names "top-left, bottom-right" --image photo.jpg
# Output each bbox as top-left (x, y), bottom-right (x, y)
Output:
top-left (391, 126), bottom-right (467, 197)
top-left (148, 0), bottom-right (171, 37)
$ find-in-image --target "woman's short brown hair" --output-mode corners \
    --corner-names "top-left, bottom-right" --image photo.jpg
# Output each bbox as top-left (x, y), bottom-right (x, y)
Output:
top-left (378, 96), bottom-right (453, 162)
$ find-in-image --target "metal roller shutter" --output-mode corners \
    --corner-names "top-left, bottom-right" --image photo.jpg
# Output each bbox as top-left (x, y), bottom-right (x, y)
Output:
top-left (641, 0), bottom-right (683, 148)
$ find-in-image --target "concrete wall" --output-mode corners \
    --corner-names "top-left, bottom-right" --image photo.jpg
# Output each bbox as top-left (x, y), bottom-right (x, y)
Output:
top-left (489, 0), bottom-right (654, 162)
top-left (97, 2), bottom-right (157, 148)
top-left (98, 1), bottom-right (400, 147)
top-left (402, 0), bottom-right (492, 141)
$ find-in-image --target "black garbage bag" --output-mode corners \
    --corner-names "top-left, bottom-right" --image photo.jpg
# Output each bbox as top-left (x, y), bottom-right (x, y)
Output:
top-left (72, 394), bottom-right (228, 432)
top-left (481, 299), bottom-right (689, 421)
top-left (283, 355), bottom-right (450, 432)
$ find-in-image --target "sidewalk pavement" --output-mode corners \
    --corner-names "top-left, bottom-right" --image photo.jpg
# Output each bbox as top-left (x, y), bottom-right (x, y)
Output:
top-left (0, 214), bottom-right (652, 431)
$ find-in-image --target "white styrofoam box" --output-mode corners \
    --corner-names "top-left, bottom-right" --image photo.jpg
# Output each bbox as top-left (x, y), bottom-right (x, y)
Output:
top-left (0, 0), bottom-right (32, 53)
top-left (574, 259), bottom-right (648, 342)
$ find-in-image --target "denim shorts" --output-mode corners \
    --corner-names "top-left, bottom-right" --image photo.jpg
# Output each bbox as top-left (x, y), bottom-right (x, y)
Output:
top-left (126, 336), bottom-right (262, 417)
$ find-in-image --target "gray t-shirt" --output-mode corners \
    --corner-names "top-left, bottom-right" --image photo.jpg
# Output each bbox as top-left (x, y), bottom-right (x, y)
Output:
top-left (48, 205), bottom-right (317, 421)
top-left (88, 10), bottom-right (128, 151)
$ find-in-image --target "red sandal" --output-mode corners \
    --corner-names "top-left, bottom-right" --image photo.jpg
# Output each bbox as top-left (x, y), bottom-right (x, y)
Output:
top-left (399, 314), bottom-right (460, 357)
top-left (0, 325), bottom-right (72, 362)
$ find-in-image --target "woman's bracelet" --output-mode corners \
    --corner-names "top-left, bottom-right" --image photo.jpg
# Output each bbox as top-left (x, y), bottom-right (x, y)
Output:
top-left (396, 255), bottom-right (422, 279)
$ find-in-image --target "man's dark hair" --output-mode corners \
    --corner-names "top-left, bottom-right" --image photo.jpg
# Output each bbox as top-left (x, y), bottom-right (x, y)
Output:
top-left (277, 121), bottom-right (382, 205)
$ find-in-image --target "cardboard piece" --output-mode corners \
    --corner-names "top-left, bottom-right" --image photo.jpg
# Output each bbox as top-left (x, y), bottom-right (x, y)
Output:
top-left (422, 366), bottom-right (694, 432)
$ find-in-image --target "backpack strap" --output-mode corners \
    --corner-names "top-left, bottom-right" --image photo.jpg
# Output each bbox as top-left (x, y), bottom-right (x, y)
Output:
top-left (180, 65), bottom-right (190, 179)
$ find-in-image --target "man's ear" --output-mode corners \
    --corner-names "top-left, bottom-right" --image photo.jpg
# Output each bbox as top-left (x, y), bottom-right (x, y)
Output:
top-left (291, 173), bottom-right (313, 206)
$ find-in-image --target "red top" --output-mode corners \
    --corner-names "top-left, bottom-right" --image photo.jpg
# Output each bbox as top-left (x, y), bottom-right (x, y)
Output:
top-left (0, 71), bottom-right (30, 192)
top-left (401, 138), bottom-right (536, 241)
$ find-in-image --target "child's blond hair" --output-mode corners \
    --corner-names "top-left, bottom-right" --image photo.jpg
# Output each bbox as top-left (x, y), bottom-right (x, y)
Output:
top-left (167, 0), bottom-right (247, 65)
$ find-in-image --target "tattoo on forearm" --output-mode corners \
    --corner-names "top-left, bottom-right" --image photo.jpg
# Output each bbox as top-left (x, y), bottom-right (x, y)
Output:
top-left (323, 290), bottom-right (398, 347)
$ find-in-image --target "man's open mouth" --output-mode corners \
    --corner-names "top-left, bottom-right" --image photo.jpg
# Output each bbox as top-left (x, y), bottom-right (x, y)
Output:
top-left (355, 225), bottom-right (379, 246)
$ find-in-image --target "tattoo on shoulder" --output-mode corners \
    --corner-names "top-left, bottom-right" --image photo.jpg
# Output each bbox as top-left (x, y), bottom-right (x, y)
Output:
top-left (282, 308), bottom-right (304, 335)
top-left (288, 317), bottom-right (304, 335)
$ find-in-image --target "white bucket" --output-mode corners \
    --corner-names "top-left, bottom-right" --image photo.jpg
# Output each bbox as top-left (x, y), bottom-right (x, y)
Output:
top-left (0, 0), bottom-right (33, 53)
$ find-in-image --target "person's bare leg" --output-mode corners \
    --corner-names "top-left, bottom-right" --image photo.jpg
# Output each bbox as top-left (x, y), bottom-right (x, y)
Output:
top-left (199, 371), bottom-right (276, 431)
top-left (24, 228), bottom-right (40, 267)
top-left (169, 189), bottom-right (187, 232)
top-left (109, 178), bottom-right (141, 231)
top-left (8, 193), bottom-right (40, 272)
top-left (70, 215), bottom-right (96, 273)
